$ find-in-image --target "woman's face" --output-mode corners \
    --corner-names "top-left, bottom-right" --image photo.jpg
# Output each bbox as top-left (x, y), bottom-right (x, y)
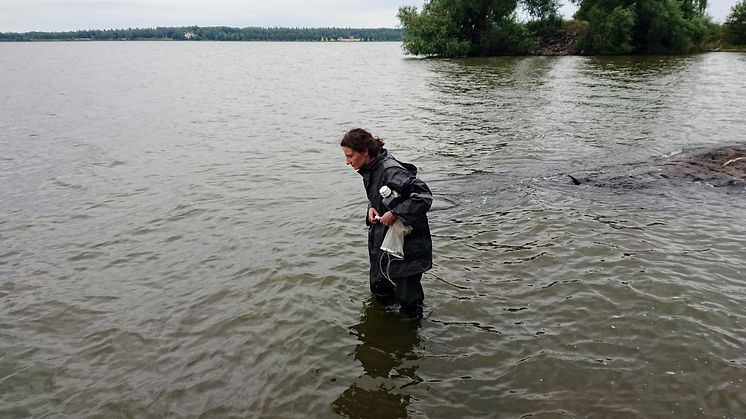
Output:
top-left (342, 146), bottom-right (370, 170)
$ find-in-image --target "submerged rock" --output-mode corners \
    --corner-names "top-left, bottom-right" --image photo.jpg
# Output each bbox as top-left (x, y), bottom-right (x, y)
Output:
top-left (568, 144), bottom-right (746, 189)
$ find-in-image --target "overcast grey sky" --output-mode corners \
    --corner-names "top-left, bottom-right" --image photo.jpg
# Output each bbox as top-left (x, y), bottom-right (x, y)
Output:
top-left (0, 0), bottom-right (739, 33)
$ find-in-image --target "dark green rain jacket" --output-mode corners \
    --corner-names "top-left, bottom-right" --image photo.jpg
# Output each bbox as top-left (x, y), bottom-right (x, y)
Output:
top-left (357, 149), bottom-right (433, 279)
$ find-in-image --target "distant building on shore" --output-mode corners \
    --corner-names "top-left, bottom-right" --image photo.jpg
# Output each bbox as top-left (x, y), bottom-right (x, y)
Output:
top-left (320, 35), bottom-right (363, 42)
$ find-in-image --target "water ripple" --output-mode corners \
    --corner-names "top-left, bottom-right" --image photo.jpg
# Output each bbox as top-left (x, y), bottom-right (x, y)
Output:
top-left (1, 44), bottom-right (745, 418)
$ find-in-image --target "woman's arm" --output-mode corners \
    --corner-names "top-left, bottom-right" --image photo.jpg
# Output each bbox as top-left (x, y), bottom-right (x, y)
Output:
top-left (384, 167), bottom-right (432, 225)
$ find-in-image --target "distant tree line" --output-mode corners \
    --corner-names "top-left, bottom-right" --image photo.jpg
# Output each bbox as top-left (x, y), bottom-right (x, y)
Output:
top-left (0, 26), bottom-right (404, 42)
top-left (398, 0), bottom-right (746, 57)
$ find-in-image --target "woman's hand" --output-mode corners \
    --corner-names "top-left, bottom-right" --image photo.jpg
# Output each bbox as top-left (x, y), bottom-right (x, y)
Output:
top-left (379, 211), bottom-right (397, 226)
top-left (368, 207), bottom-right (380, 223)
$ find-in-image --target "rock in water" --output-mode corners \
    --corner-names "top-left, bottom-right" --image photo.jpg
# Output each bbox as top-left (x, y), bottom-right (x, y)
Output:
top-left (569, 144), bottom-right (746, 189)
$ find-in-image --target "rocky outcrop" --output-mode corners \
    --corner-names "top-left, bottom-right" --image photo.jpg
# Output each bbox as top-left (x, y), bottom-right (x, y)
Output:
top-left (568, 144), bottom-right (746, 189)
top-left (532, 20), bottom-right (587, 56)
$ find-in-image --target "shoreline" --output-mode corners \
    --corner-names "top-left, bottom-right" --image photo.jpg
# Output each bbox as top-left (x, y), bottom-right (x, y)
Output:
top-left (3, 39), bottom-right (744, 56)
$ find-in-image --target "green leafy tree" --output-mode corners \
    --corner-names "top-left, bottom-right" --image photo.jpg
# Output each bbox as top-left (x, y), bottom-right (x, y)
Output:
top-left (397, 2), bottom-right (472, 56)
top-left (574, 0), bottom-right (712, 54)
top-left (725, 0), bottom-right (746, 45)
top-left (397, 0), bottom-right (556, 57)
top-left (524, 0), bottom-right (562, 20)
top-left (578, 5), bottom-right (635, 54)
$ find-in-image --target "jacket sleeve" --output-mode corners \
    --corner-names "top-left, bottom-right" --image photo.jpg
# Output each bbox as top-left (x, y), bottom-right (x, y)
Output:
top-left (385, 167), bottom-right (432, 225)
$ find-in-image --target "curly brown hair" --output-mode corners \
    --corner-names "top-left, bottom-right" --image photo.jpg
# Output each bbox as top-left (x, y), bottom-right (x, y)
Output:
top-left (340, 128), bottom-right (385, 157)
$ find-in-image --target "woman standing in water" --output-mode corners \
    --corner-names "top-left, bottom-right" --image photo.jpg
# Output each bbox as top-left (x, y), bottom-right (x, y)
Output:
top-left (341, 128), bottom-right (433, 319)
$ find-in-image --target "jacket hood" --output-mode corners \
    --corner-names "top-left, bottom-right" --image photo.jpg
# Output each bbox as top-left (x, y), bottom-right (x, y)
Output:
top-left (358, 149), bottom-right (388, 174)
top-left (358, 149), bottom-right (418, 176)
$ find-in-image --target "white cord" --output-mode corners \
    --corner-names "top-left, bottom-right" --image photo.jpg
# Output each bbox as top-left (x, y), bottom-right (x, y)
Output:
top-left (379, 251), bottom-right (396, 286)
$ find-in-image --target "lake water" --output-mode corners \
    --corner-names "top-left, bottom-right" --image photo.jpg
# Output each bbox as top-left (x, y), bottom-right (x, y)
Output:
top-left (1, 41), bottom-right (745, 418)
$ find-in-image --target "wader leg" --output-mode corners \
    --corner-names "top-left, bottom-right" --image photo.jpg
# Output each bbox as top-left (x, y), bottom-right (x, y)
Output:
top-left (395, 273), bottom-right (424, 318)
top-left (369, 258), bottom-right (395, 306)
